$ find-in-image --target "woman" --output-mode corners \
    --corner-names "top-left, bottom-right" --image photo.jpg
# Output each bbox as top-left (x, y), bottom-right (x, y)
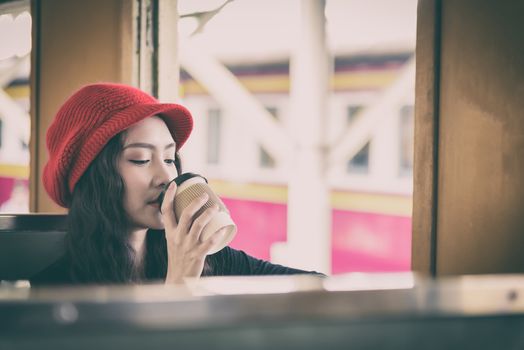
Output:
top-left (32, 83), bottom-right (319, 285)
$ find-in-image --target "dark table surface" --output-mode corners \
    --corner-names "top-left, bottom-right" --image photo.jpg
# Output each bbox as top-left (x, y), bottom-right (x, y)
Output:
top-left (1, 273), bottom-right (524, 350)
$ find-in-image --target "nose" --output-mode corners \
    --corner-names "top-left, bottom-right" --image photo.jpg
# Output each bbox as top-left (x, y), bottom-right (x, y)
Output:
top-left (152, 160), bottom-right (176, 188)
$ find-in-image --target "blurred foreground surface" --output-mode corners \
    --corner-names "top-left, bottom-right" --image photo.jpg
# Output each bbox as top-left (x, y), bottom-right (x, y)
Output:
top-left (1, 273), bottom-right (524, 349)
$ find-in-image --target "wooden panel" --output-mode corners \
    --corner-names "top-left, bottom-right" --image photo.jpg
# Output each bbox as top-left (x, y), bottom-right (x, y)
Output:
top-left (30, 0), bottom-right (134, 212)
top-left (411, 0), bottom-right (441, 275)
top-left (437, 0), bottom-right (524, 274)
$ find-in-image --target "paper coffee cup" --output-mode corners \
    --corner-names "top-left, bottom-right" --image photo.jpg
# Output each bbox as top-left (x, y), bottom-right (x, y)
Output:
top-left (159, 173), bottom-right (237, 255)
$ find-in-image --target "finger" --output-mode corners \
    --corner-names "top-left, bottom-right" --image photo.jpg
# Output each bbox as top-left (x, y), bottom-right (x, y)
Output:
top-left (187, 205), bottom-right (218, 243)
top-left (161, 181), bottom-right (177, 229)
top-left (175, 193), bottom-right (209, 241)
top-left (197, 230), bottom-right (222, 255)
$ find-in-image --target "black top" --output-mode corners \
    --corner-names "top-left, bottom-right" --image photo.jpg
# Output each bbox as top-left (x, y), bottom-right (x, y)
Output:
top-left (30, 246), bottom-right (322, 286)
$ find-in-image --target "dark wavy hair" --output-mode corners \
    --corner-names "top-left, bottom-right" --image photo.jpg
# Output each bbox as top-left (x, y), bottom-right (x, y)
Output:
top-left (66, 130), bottom-right (183, 284)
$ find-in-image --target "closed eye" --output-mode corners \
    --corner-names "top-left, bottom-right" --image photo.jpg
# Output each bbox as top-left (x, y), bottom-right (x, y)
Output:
top-left (130, 160), bottom-right (149, 165)
top-left (165, 159), bottom-right (176, 165)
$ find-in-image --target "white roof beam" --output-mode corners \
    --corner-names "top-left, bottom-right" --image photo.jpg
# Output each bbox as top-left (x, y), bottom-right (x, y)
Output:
top-left (179, 38), bottom-right (292, 166)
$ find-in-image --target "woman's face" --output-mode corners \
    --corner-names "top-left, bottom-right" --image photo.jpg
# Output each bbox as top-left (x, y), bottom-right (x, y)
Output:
top-left (118, 116), bottom-right (179, 230)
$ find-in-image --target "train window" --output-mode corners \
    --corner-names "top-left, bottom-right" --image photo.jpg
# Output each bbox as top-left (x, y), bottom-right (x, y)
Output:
top-left (347, 141), bottom-right (370, 174)
top-left (399, 105), bottom-right (414, 175)
top-left (346, 105), bottom-right (363, 124)
top-left (258, 106), bottom-right (278, 168)
top-left (265, 106), bottom-right (279, 120)
top-left (259, 146), bottom-right (276, 168)
top-left (346, 105), bottom-right (370, 174)
top-left (207, 108), bottom-right (221, 165)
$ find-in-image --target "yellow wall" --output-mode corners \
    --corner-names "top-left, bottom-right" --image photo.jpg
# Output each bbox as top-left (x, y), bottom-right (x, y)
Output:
top-left (31, 0), bottom-right (134, 212)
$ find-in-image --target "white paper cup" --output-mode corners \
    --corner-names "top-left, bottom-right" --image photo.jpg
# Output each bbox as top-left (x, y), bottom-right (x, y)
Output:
top-left (163, 173), bottom-right (237, 254)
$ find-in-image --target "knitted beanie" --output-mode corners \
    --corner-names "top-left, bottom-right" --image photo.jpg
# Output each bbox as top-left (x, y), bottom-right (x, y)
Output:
top-left (43, 83), bottom-right (193, 208)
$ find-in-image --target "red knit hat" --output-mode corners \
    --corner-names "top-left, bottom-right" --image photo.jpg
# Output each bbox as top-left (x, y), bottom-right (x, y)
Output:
top-left (43, 83), bottom-right (193, 208)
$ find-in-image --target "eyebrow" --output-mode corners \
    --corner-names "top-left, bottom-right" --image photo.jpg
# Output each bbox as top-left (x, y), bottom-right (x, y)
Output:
top-left (123, 142), bottom-right (176, 150)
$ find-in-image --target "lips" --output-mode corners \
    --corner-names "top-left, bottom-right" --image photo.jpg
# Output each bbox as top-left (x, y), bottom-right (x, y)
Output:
top-left (146, 196), bottom-right (162, 205)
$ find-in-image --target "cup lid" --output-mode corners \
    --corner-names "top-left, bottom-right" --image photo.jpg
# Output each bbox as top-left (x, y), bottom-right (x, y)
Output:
top-left (157, 172), bottom-right (208, 209)
top-left (174, 172), bottom-right (208, 186)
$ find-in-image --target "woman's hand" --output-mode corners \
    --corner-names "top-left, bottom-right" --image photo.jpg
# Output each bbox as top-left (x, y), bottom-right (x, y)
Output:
top-left (161, 181), bottom-right (221, 284)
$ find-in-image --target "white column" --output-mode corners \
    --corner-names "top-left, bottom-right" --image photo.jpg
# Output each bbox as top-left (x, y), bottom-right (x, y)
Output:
top-left (273, 0), bottom-right (331, 274)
